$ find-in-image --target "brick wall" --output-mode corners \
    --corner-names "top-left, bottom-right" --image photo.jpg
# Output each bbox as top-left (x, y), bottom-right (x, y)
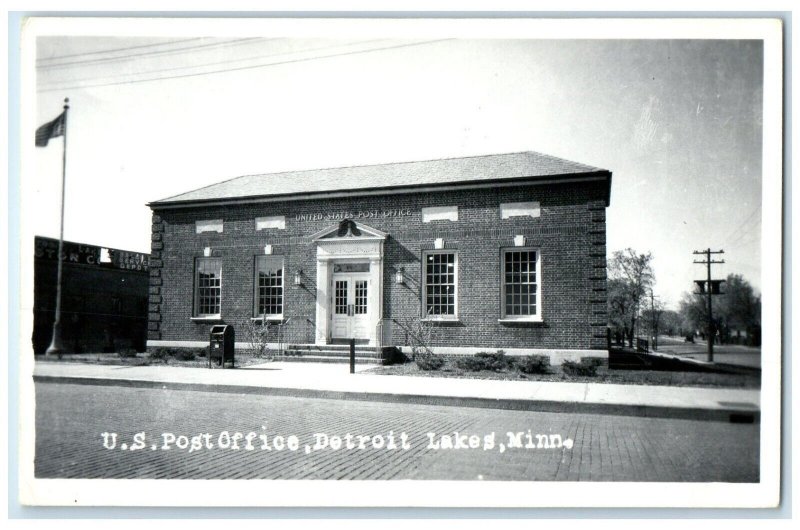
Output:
top-left (148, 180), bottom-right (608, 351)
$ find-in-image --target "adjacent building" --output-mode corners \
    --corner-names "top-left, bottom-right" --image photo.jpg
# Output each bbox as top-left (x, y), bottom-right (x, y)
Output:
top-left (146, 151), bottom-right (612, 363)
top-left (33, 236), bottom-right (150, 354)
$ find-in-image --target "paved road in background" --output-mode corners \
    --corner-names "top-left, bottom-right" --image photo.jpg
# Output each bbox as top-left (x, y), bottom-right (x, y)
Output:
top-left (35, 382), bottom-right (759, 482)
top-left (655, 336), bottom-right (762, 369)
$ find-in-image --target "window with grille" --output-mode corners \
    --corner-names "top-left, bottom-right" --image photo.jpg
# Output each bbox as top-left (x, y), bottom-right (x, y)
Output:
top-left (502, 249), bottom-right (541, 319)
top-left (423, 251), bottom-right (457, 318)
top-left (334, 280), bottom-right (348, 314)
top-left (354, 280), bottom-right (368, 314)
top-left (194, 257), bottom-right (222, 317)
top-left (254, 256), bottom-right (283, 318)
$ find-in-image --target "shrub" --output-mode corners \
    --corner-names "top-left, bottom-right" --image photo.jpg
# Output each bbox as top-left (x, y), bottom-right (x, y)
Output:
top-left (454, 355), bottom-right (485, 371)
top-left (561, 359), bottom-right (599, 377)
top-left (455, 350), bottom-right (512, 372)
top-left (174, 349), bottom-right (196, 361)
top-left (381, 347), bottom-right (408, 366)
top-left (147, 347), bottom-right (171, 363)
top-left (147, 347), bottom-right (206, 363)
top-left (516, 355), bottom-right (551, 374)
top-left (416, 355), bottom-right (445, 371)
top-left (480, 350), bottom-right (513, 370)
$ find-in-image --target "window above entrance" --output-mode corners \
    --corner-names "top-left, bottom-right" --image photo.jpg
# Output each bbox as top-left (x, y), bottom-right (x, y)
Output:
top-left (333, 262), bottom-right (370, 273)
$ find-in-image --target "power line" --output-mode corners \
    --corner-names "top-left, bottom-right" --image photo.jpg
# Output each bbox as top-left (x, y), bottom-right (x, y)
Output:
top-left (37, 37), bottom-right (205, 63)
top-left (37, 38), bottom-right (265, 70)
top-left (722, 204), bottom-right (761, 245)
top-left (723, 258), bottom-right (761, 273)
top-left (728, 225), bottom-right (762, 248)
top-left (723, 205), bottom-right (761, 243)
top-left (38, 39), bottom-right (385, 91)
top-left (727, 216), bottom-right (762, 247)
top-left (38, 39), bottom-right (451, 93)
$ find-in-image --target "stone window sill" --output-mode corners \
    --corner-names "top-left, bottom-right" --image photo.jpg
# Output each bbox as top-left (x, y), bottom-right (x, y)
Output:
top-left (421, 318), bottom-right (462, 325)
top-left (498, 318), bottom-right (544, 325)
top-left (191, 316), bottom-right (222, 322)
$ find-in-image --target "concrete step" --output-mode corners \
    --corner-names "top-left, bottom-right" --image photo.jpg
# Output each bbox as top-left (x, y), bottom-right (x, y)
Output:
top-left (286, 343), bottom-right (375, 353)
top-left (285, 343), bottom-right (378, 356)
top-left (276, 355), bottom-right (378, 364)
top-left (284, 348), bottom-right (378, 357)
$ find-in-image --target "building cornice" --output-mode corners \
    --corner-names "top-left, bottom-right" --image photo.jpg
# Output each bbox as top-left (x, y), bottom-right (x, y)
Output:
top-left (148, 171), bottom-right (612, 211)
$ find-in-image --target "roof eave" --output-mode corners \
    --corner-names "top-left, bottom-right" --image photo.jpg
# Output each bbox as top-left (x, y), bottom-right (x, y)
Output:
top-left (147, 170), bottom-right (612, 210)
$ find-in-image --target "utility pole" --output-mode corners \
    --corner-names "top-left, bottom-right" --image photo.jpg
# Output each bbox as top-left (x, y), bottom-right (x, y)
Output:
top-left (649, 289), bottom-right (659, 351)
top-left (693, 248), bottom-right (725, 362)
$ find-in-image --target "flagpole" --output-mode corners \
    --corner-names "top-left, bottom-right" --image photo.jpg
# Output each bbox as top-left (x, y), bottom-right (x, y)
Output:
top-left (46, 97), bottom-right (69, 357)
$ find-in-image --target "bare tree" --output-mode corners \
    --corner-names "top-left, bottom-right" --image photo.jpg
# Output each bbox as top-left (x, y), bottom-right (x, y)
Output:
top-left (242, 318), bottom-right (276, 359)
top-left (396, 313), bottom-right (437, 360)
top-left (608, 248), bottom-right (655, 347)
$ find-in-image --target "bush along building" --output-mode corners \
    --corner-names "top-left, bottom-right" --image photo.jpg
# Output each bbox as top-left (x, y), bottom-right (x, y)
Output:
top-left (33, 236), bottom-right (150, 354)
top-left (146, 152), bottom-right (612, 365)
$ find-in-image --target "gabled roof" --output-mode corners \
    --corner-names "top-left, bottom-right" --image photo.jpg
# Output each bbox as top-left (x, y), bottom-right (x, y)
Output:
top-left (149, 151), bottom-right (610, 207)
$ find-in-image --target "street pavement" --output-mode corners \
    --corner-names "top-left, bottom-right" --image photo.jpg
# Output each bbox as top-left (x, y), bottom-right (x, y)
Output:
top-left (34, 381), bottom-right (760, 482)
top-left (656, 336), bottom-right (762, 369)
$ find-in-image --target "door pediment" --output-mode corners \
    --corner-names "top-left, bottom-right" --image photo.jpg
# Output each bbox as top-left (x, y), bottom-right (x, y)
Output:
top-left (313, 218), bottom-right (385, 346)
top-left (311, 219), bottom-right (388, 242)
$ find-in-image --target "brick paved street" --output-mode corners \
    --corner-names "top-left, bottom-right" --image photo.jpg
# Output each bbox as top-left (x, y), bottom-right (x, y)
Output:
top-left (35, 382), bottom-right (759, 481)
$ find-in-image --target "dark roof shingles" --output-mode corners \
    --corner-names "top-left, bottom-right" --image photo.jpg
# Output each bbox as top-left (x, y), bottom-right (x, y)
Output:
top-left (152, 151), bottom-right (607, 205)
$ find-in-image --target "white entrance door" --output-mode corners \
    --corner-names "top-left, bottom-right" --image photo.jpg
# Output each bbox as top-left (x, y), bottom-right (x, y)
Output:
top-left (331, 273), bottom-right (371, 341)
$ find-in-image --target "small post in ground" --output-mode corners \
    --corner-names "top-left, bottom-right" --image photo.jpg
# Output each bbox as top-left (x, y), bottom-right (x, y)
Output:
top-left (349, 338), bottom-right (355, 374)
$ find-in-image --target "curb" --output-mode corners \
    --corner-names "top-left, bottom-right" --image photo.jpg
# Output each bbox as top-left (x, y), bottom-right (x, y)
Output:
top-left (33, 374), bottom-right (760, 424)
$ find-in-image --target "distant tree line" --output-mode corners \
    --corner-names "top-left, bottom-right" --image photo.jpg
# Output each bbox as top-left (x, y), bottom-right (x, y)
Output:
top-left (677, 273), bottom-right (761, 346)
top-left (606, 249), bottom-right (761, 347)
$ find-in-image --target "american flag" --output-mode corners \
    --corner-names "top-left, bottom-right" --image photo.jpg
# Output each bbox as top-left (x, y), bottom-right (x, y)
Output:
top-left (35, 111), bottom-right (66, 147)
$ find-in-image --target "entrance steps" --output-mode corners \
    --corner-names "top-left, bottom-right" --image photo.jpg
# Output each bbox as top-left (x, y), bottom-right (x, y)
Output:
top-left (277, 343), bottom-right (382, 364)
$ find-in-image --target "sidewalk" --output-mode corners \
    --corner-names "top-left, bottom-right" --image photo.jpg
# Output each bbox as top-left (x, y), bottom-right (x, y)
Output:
top-left (33, 360), bottom-right (761, 422)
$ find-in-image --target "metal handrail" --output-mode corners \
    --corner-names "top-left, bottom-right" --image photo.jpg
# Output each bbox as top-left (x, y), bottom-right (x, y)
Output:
top-left (375, 319), bottom-right (383, 360)
top-left (375, 318), bottom-right (392, 362)
top-left (275, 317), bottom-right (292, 356)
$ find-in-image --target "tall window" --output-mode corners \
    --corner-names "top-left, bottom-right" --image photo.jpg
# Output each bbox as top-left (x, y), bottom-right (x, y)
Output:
top-left (254, 256), bottom-right (283, 318)
top-left (195, 257), bottom-right (222, 317)
top-left (423, 251), bottom-right (458, 318)
top-left (502, 249), bottom-right (541, 319)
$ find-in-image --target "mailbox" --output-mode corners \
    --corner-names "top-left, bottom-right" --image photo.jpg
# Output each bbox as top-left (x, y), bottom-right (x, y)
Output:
top-left (209, 325), bottom-right (235, 368)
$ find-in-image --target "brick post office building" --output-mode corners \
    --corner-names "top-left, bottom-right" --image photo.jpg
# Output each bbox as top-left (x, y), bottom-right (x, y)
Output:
top-left (147, 152), bottom-right (612, 364)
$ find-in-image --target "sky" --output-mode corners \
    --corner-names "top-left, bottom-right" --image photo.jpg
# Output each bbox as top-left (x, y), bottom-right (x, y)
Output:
top-left (29, 29), bottom-right (765, 310)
